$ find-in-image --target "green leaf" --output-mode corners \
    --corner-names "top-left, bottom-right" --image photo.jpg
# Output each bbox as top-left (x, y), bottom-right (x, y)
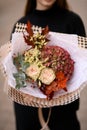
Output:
top-left (21, 62), bottom-right (30, 72)
top-left (13, 54), bottom-right (24, 68)
top-left (13, 71), bottom-right (27, 89)
top-left (13, 54), bottom-right (30, 72)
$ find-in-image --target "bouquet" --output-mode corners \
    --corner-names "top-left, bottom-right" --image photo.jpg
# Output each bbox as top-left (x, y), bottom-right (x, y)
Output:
top-left (12, 21), bottom-right (74, 99)
top-left (0, 21), bottom-right (87, 107)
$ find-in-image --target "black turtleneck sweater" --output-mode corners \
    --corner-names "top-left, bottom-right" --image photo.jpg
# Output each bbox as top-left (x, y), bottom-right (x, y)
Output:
top-left (13, 5), bottom-right (85, 36)
top-left (13, 5), bottom-right (86, 130)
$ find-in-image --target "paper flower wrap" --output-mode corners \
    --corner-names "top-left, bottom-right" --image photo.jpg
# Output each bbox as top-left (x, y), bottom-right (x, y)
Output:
top-left (0, 22), bottom-right (87, 107)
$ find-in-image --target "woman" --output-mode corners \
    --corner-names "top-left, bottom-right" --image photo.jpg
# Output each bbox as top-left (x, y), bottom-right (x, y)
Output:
top-left (12, 0), bottom-right (86, 130)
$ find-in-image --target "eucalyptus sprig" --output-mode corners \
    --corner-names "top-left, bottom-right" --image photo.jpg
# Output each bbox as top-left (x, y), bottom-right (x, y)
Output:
top-left (13, 54), bottom-right (30, 89)
top-left (13, 71), bottom-right (27, 89)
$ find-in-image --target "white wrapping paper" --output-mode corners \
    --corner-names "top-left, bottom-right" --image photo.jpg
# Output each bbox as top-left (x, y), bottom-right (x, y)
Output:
top-left (2, 32), bottom-right (87, 98)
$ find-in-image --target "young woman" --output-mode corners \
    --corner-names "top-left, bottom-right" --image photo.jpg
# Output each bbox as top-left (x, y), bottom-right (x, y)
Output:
top-left (12, 0), bottom-right (86, 130)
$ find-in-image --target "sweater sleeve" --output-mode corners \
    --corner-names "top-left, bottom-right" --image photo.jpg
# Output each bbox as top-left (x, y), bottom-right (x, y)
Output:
top-left (71, 12), bottom-right (86, 37)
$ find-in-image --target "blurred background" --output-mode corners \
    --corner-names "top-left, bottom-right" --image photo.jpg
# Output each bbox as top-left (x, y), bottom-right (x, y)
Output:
top-left (0, 0), bottom-right (87, 130)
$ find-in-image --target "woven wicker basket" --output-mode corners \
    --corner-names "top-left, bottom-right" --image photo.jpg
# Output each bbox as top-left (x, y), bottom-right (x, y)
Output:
top-left (0, 37), bottom-right (87, 108)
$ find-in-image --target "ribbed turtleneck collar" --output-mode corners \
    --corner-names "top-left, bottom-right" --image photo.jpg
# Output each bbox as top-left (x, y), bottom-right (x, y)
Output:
top-left (32, 3), bottom-right (60, 16)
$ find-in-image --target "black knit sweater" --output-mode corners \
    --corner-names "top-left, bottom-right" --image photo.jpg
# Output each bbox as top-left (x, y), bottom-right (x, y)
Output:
top-left (13, 5), bottom-right (85, 37)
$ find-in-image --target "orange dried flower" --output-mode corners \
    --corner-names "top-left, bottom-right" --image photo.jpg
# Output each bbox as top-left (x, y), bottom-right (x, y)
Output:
top-left (56, 71), bottom-right (68, 90)
top-left (44, 72), bottom-right (68, 98)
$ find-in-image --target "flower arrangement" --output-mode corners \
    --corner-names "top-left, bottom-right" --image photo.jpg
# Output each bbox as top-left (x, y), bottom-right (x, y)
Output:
top-left (13, 21), bottom-right (74, 99)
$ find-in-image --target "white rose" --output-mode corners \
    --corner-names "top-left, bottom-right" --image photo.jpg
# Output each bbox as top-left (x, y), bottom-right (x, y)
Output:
top-left (39, 68), bottom-right (55, 85)
top-left (25, 64), bottom-right (41, 81)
